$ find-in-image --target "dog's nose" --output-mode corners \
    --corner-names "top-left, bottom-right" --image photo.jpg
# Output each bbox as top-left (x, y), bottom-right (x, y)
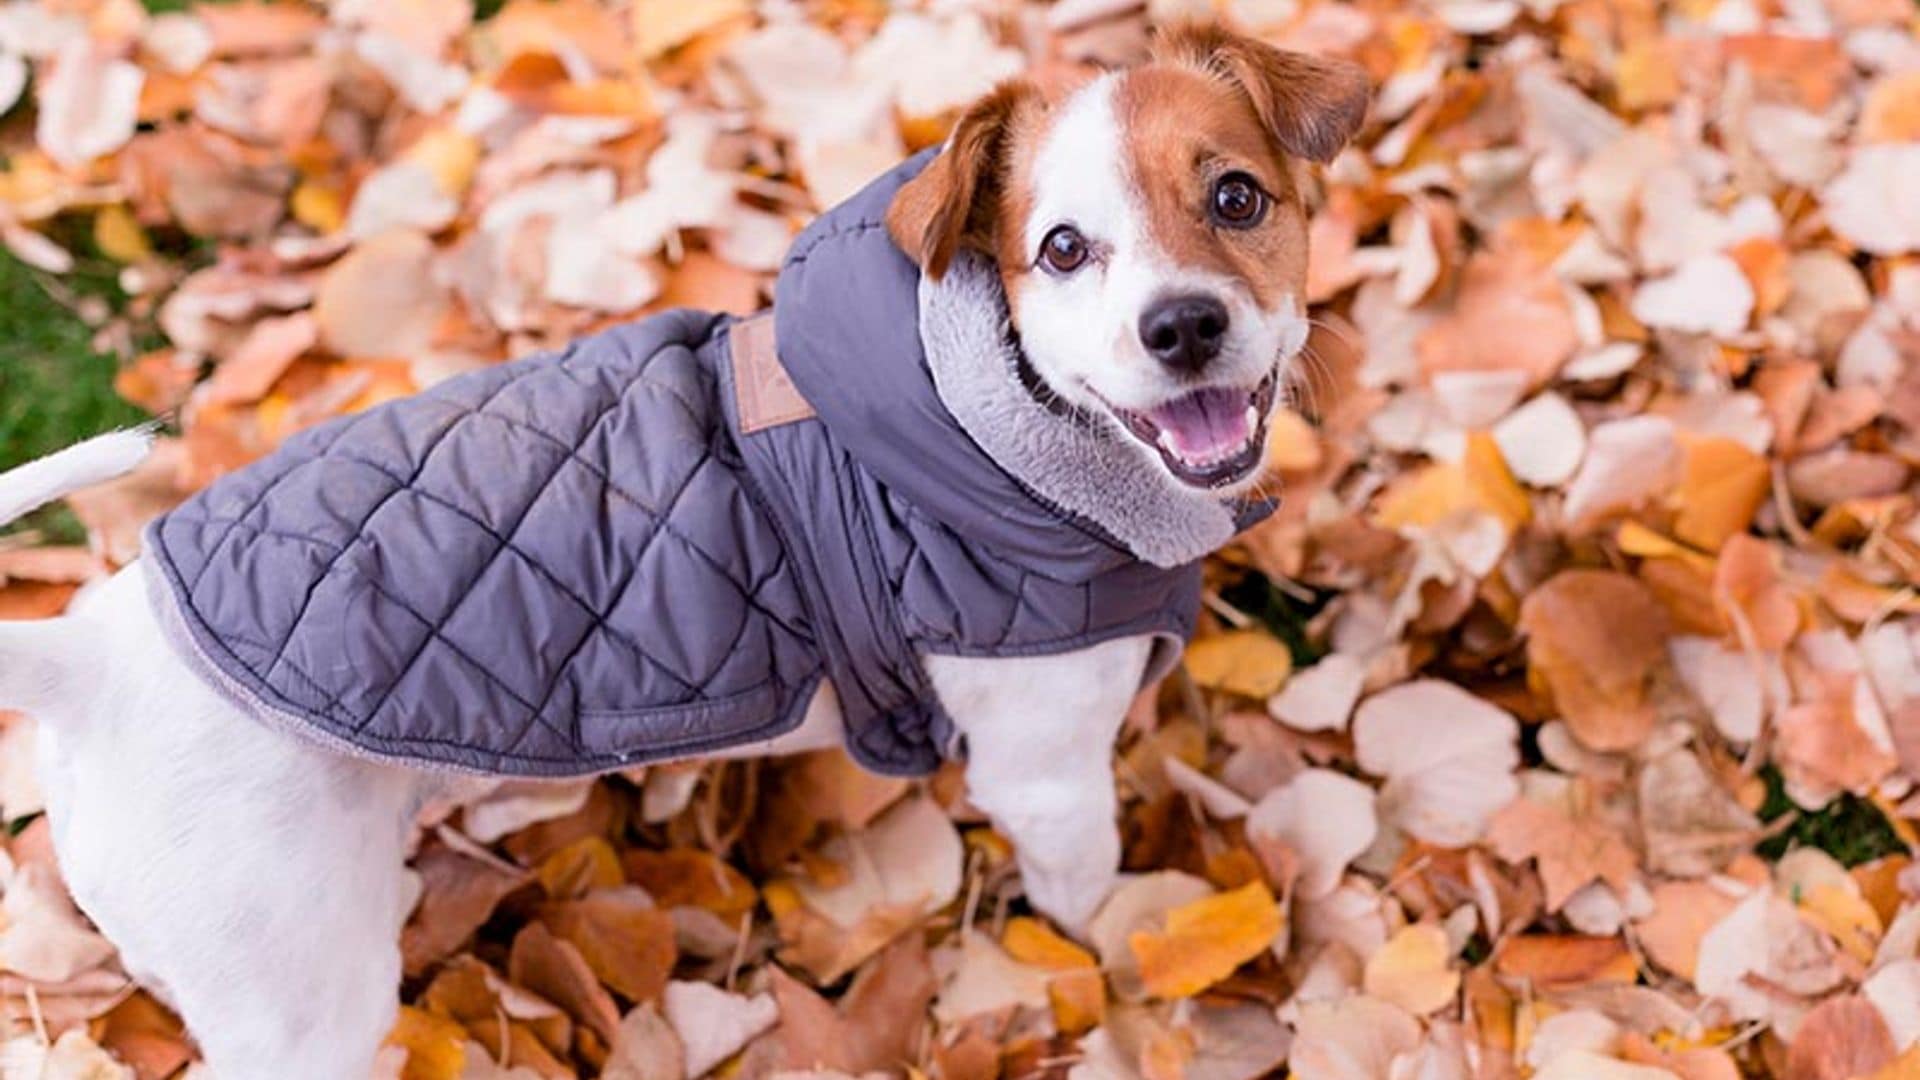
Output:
top-left (1138, 294), bottom-right (1229, 372)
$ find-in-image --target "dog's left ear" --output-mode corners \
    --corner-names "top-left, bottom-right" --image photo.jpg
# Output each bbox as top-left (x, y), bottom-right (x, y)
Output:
top-left (886, 79), bottom-right (1038, 280)
top-left (1154, 24), bottom-right (1370, 164)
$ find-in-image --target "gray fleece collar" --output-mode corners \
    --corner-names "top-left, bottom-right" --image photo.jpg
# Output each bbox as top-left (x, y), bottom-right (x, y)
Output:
top-left (917, 251), bottom-right (1240, 568)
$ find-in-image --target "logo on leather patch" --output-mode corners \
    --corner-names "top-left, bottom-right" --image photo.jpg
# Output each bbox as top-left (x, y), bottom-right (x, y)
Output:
top-left (731, 313), bottom-right (815, 434)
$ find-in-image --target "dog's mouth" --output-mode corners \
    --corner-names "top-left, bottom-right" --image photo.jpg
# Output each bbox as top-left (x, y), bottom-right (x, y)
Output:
top-left (1097, 372), bottom-right (1278, 490)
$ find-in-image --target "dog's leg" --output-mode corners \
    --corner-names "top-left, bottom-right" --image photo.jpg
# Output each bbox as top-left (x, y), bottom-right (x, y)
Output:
top-left (925, 635), bottom-right (1154, 934)
top-left (32, 565), bottom-right (423, 1080)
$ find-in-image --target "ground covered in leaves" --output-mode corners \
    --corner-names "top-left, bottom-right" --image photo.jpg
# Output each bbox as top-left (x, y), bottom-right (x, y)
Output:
top-left (1, 0), bottom-right (1920, 1076)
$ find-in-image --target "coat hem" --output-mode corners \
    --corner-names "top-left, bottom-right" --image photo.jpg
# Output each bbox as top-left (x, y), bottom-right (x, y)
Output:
top-left (140, 524), bottom-right (828, 778)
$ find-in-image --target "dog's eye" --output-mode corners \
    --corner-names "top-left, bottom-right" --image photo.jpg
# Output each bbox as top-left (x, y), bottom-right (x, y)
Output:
top-left (1039, 225), bottom-right (1089, 274)
top-left (1211, 173), bottom-right (1267, 228)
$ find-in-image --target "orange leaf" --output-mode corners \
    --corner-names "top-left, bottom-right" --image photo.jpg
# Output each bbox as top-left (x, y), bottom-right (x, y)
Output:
top-left (384, 1005), bottom-right (469, 1080)
top-left (537, 835), bottom-right (626, 899)
top-left (1674, 437), bottom-right (1770, 552)
top-left (1002, 916), bottom-right (1096, 970)
top-left (1494, 934), bottom-right (1637, 989)
top-left (1786, 995), bottom-right (1896, 1080)
top-left (1519, 570), bottom-right (1670, 752)
top-left (624, 848), bottom-right (756, 918)
top-left (1634, 881), bottom-right (1738, 980)
top-left (1183, 629), bottom-right (1293, 698)
top-left (540, 888), bottom-right (678, 1004)
top-left (1128, 881), bottom-right (1283, 999)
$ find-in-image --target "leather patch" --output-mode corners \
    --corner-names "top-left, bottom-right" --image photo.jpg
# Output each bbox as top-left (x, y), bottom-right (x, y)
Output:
top-left (731, 313), bottom-right (815, 434)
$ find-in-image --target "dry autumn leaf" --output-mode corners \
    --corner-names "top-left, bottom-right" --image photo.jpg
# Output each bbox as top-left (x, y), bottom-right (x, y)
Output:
top-left (1519, 570), bottom-right (1672, 752)
top-left (1183, 629), bottom-right (1293, 698)
top-left (1127, 881), bottom-right (1283, 1000)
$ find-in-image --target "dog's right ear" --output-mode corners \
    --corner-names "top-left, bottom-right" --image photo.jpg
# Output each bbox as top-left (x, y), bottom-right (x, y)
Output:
top-left (886, 80), bottom-right (1036, 281)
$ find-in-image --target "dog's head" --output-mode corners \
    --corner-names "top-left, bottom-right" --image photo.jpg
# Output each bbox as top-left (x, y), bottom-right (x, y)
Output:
top-left (886, 25), bottom-right (1368, 494)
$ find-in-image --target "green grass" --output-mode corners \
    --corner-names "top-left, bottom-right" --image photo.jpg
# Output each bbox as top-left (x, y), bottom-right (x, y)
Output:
top-left (0, 251), bottom-right (148, 540)
top-left (1219, 569), bottom-right (1332, 668)
top-left (1756, 765), bottom-right (1908, 867)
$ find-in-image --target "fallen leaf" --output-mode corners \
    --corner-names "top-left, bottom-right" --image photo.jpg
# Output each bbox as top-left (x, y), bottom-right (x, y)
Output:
top-left (539, 887), bottom-right (677, 1004)
top-left (1486, 784), bottom-right (1640, 912)
top-left (1631, 253), bottom-right (1754, 337)
top-left (1634, 881), bottom-right (1740, 981)
top-left (1361, 924), bottom-right (1459, 1015)
top-left (1417, 247), bottom-right (1578, 389)
top-left (313, 229), bottom-right (448, 360)
top-left (1183, 629), bottom-right (1293, 698)
top-left (1786, 995), bottom-right (1896, 1080)
top-left (601, 1004), bottom-right (684, 1080)
top-left (1674, 437), bottom-right (1770, 552)
top-left (1267, 653), bottom-right (1366, 733)
top-left (1352, 679), bottom-right (1521, 846)
top-left (401, 837), bottom-right (531, 976)
top-left (1286, 996), bottom-right (1422, 1080)
top-left (1519, 570), bottom-right (1671, 752)
top-left (1245, 768), bottom-right (1377, 898)
top-left (1823, 146), bottom-right (1920, 255)
top-left (660, 981), bottom-right (776, 1079)
top-left (1128, 882), bottom-right (1282, 1000)
top-left (36, 42), bottom-right (142, 166)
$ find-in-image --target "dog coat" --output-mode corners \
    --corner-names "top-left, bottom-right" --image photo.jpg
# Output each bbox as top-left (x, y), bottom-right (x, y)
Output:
top-left (144, 153), bottom-right (1274, 777)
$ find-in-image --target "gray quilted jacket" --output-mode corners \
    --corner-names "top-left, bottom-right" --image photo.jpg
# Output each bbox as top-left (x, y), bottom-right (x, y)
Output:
top-left (144, 153), bottom-right (1271, 777)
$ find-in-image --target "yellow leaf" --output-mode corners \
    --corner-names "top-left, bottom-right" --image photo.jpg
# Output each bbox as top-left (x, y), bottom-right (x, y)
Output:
top-left (93, 204), bottom-right (151, 263)
top-left (405, 127), bottom-right (481, 197)
top-left (1616, 521), bottom-right (1718, 574)
top-left (1128, 881), bottom-right (1283, 999)
top-left (291, 180), bottom-right (345, 234)
top-left (1799, 883), bottom-right (1882, 965)
top-left (384, 1005), bottom-right (468, 1080)
top-left (1048, 968), bottom-right (1106, 1036)
top-left (1362, 924), bottom-right (1461, 1015)
top-left (1375, 433), bottom-right (1528, 534)
top-left (1376, 461), bottom-right (1470, 530)
top-left (535, 835), bottom-right (624, 899)
top-left (1673, 436), bottom-right (1769, 552)
top-left (1615, 38), bottom-right (1680, 110)
top-left (1265, 407), bottom-right (1323, 472)
top-left (1183, 629), bottom-right (1293, 698)
top-left (1003, 916), bottom-right (1095, 970)
top-left (1464, 432), bottom-right (1531, 532)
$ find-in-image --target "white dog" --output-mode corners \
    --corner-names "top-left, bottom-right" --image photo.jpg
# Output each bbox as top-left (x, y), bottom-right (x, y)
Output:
top-left (0, 26), bottom-right (1365, 1078)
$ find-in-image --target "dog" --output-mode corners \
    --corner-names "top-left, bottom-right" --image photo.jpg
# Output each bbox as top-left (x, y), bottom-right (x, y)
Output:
top-left (0, 25), bottom-right (1365, 1077)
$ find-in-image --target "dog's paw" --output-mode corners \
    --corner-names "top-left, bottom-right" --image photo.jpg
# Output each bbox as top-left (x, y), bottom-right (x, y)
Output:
top-left (1021, 862), bottom-right (1116, 941)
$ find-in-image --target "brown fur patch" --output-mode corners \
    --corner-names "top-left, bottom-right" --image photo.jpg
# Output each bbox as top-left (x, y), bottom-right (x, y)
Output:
top-left (885, 81), bottom-right (1049, 280)
top-left (1113, 66), bottom-right (1310, 310)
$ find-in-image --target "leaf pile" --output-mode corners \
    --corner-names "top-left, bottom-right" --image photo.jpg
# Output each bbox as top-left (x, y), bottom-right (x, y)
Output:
top-left (2, 0), bottom-right (1920, 1076)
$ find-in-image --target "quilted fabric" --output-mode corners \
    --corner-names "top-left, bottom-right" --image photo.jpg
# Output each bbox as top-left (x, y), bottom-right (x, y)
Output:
top-left (144, 154), bottom-right (1244, 777)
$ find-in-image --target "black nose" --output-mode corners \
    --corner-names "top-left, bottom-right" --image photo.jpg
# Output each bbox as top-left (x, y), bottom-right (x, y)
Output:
top-left (1138, 294), bottom-right (1229, 372)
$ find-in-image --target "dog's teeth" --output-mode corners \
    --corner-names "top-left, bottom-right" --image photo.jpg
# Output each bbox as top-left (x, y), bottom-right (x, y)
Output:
top-left (1157, 429), bottom-right (1177, 452)
top-left (1244, 405), bottom-right (1258, 431)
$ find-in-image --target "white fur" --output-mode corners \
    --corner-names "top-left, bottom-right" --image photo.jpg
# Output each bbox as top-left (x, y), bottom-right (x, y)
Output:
top-left (1013, 77), bottom-right (1306, 490)
top-left (0, 427), bottom-right (1149, 1077)
top-left (0, 427), bottom-right (154, 524)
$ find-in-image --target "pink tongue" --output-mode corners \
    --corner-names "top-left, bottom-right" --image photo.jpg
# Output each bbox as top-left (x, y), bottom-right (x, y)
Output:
top-left (1148, 386), bottom-right (1251, 460)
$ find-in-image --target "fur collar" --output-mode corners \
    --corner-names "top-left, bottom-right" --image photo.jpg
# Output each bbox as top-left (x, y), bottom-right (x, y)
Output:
top-left (917, 251), bottom-right (1240, 568)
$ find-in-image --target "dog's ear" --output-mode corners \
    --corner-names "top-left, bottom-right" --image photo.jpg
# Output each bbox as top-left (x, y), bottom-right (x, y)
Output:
top-left (1154, 24), bottom-right (1370, 164)
top-left (886, 80), bottom-right (1036, 280)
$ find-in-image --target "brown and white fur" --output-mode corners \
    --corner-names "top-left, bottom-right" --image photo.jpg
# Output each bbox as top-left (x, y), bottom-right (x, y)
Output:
top-left (0, 27), bottom-right (1365, 1078)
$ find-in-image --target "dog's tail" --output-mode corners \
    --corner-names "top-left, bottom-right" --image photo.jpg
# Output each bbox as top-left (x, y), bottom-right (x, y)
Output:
top-left (0, 426), bottom-right (157, 526)
top-left (0, 426), bottom-right (157, 712)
